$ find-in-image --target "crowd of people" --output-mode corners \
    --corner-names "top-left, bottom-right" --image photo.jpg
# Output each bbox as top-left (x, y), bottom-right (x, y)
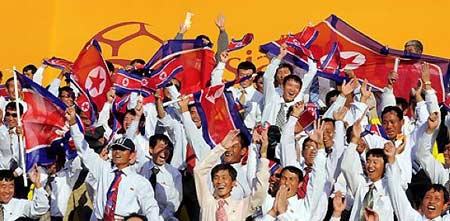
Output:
top-left (1, 15), bottom-right (449, 221)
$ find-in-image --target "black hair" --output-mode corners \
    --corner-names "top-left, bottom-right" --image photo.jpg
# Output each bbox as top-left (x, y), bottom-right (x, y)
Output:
top-left (211, 163), bottom-right (237, 181)
top-left (0, 170), bottom-right (14, 182)
top-left (149, 134), bottom-right (174, 151)
top-left (237, 61), bottom-right (256, 74)
top-left (105, 60), bottom-right (115, 73)
top-left (365, 148), bottom-right (388, 167)
top-left (5, 77), bottom-right (22, 89)
top-left (22, 64), bottom-right (37, 75)
top-left (395, 97), bottom-right (409, 112)
top-left (423, 184), bottom-right (450, 203)
top-left (282, 74), bottom-right (302, 88)
top-left (382, 106), bottom-right (403, 121)
top-left (58, 86), bottom-right (75, 100)
top-left (129, 59), bottom-right (145, 66)
top-left (322, 118), bottom-right (336, 126)
top-left (195, 34), bottom-right (213, 48)
top-left (277, 63), bottom-right (293, 75)
top-left (267, 125), bottom-right (281, 161)
top-left (253, 71), bottom-right (264, 83)
top-left (5, 102), bottom-right (24, 115)
top-left (280, 166), bottom-right (304, 182)
top-left (302, 137), bottom-right (314, 151)
top-left (124, 213), bottom-right (148, 221)
top-left (325, 90), bottom-right (340, 107)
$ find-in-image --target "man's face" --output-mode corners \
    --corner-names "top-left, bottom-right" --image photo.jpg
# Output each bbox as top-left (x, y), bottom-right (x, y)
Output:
top-left (405, 45), bottom-right (421, 54)
top-left (24, 70), bottom-right (33, 79)
top-left (276, 67), bottom-right (291, 86)
top-left (421, 189), bottom-right (447, 219)
top-left (255, 77), bottom-right (263, 93)
top-left (123, 113), bottom-right (136, 130)
top-left (212, 169), bottom-right (236, 199)
top-left (269, 167), bottom-right (282, 195)
top-left (150, 140), bottom-right (170, 166)
top-left (302, 140), bottom-right (318, 167)
top-left (222, 136), bottom-right (246, 164)
top-left (189, 106), bottom-right (202, 128)
top-left (238, 69), bottom-right (254, 88)
top-left (6, 81), bottom-right (22, 100)
top-left (282, 79), bottom-right (301, 102)
top-left (280, 169), bottom-right (302, 198)
top-left (323, 121), bottom-right (335, 149)
top-left (382, 111), bottom-right (404, 140)
top-left (5, 109), bottom-right (18, 129)
top-left (59, 91), bottom-right (74, 106)
top-left (80, 112), bottom-right (91, 128)
top-left (365, 155), bottom-right (385, 182)
top-left (0, 179), bottom-right (14, 204)
top-left (327, 95), bottom-right (338, 108)
top-left (443, 144), bottom-right (450, 166)
top-left (111, 148), bottom-right (134, 169)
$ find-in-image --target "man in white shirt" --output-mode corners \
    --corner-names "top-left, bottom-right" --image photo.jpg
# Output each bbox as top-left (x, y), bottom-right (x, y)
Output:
top-left (139, 134), bottom-right (182, 221)
top-left (261, 45), bottom-right (317, 126)
top-left (341, 119), bottom-right (396, 221)
top-left (210, 52), bottom-right (262, 130)
top-left (0, 168), bottom-right (49, 220)
top-left (66, 107), bottom-right (162, 221)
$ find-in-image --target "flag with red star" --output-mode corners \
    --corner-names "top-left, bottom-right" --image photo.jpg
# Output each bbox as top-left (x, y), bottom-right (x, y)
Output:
top-left (260, 14), bottom-right (450, 103)
top-left (72, 39), bottom-right (113, 111)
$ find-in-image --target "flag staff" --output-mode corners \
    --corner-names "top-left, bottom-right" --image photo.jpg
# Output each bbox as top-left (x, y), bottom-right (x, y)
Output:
top-left (12, 67), bottom-right (27, 186)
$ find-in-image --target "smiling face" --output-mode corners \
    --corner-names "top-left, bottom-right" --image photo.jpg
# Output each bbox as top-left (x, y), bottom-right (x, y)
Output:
top-left (111, 147), bottom-right (135, 169)
top-left (302, 140), bottom-right (317, 167)
top-left (150, 139), bottom-right (171, 166)
top-left (276, 67), bottom-right (291, 86)
top-left (0, 179), bottom-right (14, 204)
top-left (5, 108), bottom-right (18, 129)
top-left (365, 155), bottom-right (385, 182)
top-left (212, 169), bottom-right (236, 199)
top-left (421, 188), bottom-right (448, 219)
top-left (188, 105), bottom-right (202, 128)
top-left (123, 112), bottom-right (136, 130)
top-left (282, 79), bottom-right (301, 102)
top-left (323, 121), bottom-right (335, 149)
top-left (222, 135), bottom-right (247, 164)
top-left (444, 144), bottom-right (450, 166)
top-left (382, 111), bottom-right (403, 140)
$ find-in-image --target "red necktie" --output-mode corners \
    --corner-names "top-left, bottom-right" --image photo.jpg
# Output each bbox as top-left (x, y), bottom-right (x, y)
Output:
top-left (297, 167), bottom-right (312, 198)
top-left (216, 199), bottom-right (228, 221)
top-left (104, 170), bottom-right (123, 221)
top-left (186, 143), bottom-right (196, 175)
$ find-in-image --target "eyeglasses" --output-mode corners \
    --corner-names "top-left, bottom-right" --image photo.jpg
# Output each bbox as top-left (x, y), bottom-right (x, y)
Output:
top-left (5, 112), bottom-right (17, 117)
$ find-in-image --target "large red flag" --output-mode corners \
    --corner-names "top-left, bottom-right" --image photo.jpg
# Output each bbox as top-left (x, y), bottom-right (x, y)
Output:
top-left (72, 39), bottom-right (112, 111)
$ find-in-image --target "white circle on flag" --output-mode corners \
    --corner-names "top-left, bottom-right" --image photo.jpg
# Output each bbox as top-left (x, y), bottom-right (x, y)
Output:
top-left (122, 78), bottom-right (129, 87)
top-left (159, 71), bottom-right (167, 80)
top-left (81, 101), bottom-right (90, 112)
top-left (85, 66), bottom-right (107, 97)
top-left (142, 79), bottom-right (148, 86)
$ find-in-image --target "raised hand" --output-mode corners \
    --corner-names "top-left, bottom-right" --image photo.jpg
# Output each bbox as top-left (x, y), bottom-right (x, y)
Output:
top-left (383, 141), bottom-right (396, 165)
top-left (332, 191), bottom-right (347, 217)
top-left (387, 70), bottom-right (398, 86)
top-left (65, 106), bottom-right (76, 126)
top-left (107, 87), bottom-right (116, 103)
top-left (179, 23), bottom-right (188, 34)
top-left (178, 96), bottom-right (190, 113)
top-left (360, 79), bottom-right (373, 103)
top-left (215, 14), bottom-right (226, 31)
top-left (290, 101), bottom-right (305, 118)
top-left (29, 165), bottom-right (41, 188)
top-left (219, 51), bottom-right (229, 63)
top-left (350, 116), bottom-right (363, 144)
top-left (220, 129), bottom-right (240, 150)
top-left (276, 184), bottom-right (288, 214)
top-left (415, 79), bottom-right (424, 102)
top-left (421, 62), bottom-right (431, 84)
top-left (340, 79), bottom-right (358, 96)
top-left (333, 106), bottom-right (348, 122)
top-left (427, 112), bottom-right (440, 134)
top-left (277, 44), bottom-right (288, 60)
top-left (306, 119), bottom-right (325, 148)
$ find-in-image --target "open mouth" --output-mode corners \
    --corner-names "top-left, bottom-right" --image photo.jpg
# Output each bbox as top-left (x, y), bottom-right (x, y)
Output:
top-left (427, 205), bottom-right (436, 211)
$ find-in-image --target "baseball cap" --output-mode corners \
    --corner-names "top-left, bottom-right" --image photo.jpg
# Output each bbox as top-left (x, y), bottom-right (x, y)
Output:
top-left (110, 137), bottom-right (135, 152)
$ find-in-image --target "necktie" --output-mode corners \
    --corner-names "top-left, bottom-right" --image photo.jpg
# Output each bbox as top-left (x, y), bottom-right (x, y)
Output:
top-left (104, 170), bottom-right (123, 221)
top-left (275, 103), bottom-right (286, 129)
top-left (150, 166), bottom-right (160, 189)
top-left (0, 204), bottom-right (4, 221)
top-left (216, 199), bottom-right (228, 221)
top-left (361, 183), bottom-right (375, 221)
top-left (297, 166), bottom-right (312, 198)
top-left (239, 89), bottom-right (247, 105)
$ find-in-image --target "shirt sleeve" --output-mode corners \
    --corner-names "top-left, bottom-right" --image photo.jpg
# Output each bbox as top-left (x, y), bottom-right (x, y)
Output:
top-left (193, 144), bottom-right (225, 207)
top-left (181, 111), bottom-right (210, 162)
top-left (210, 62), bottom-right (226, 86)
top-left (138, 179), bottom-right (163, 221)
top-left (215, 30), bottom-right (229, 63)
top-left (32, 65), bottom-right (45, 86)
top-left (48, 78), bottom-right (62, 97)
top-left (416, 131), bottom-right (448, 185)
top-left (386, 161), bottom-right (422, 221)
top-left (23, 187), bottom-right (50, 218)
top-left (280, 116), bottom-right (301, 168)
top-left (381, 87), bottom-right (396, 110)
top-left (341, 143), bottom-right (364, 197)
top-left (304, 149), bottom-right (327, 213)
top-left (249, 158), bottom-right (270, 213)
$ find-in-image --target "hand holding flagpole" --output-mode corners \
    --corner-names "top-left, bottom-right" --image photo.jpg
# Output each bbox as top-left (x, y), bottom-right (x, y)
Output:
top-left (12, 66), bottom-right (27, 186)
top-left (394, 57), bottom-right (400, 72)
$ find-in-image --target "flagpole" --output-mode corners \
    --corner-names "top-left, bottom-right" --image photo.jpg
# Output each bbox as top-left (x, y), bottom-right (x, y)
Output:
top-left (163, 94), bottom-right (193, 107)
top-left (12, 67), bottom-right (27, 186)
top-left (394, 57), bottom-right (400, 72)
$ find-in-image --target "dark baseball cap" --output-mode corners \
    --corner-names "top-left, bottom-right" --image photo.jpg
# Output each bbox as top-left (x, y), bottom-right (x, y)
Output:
top-left (110, 137), bottom-right (135, 152)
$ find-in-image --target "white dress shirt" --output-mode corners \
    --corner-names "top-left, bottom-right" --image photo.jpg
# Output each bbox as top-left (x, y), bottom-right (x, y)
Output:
top-left (342, 143), bottom-right (395, 221)
top-left (180, 111), bottom-right (211, 164)
top-left (386, 160), bottom-right (450, 221)
top-left (194, 144), bottom-right (270, 221)
top-left (70, 124), bottom-right (162, 220)
top-left (261, 58), bottom-right (317, 125)
top-left (258, 149), bottom-right (327, 221)
top-left (2, 187), bottom-right (49, 220)
top-left (140, 161), bottom-right (182, 220)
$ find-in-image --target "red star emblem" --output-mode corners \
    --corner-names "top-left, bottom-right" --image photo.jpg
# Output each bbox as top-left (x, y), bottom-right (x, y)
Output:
top-left (89, 69), bottom-right (105, 92)
top-left (340, 54), bottom-right (359, 68)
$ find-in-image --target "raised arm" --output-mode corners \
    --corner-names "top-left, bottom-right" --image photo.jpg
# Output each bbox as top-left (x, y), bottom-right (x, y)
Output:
top-left (280, 102), bottom-right (304, 168)
top-left (381, 70), bottom-right (397, 110)
top-left (23, 165), bottom-right (50, 218)
top-left (214, 14), bottom-right (229, 62)
top-left (210, 51), bottom-right (228, 86)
